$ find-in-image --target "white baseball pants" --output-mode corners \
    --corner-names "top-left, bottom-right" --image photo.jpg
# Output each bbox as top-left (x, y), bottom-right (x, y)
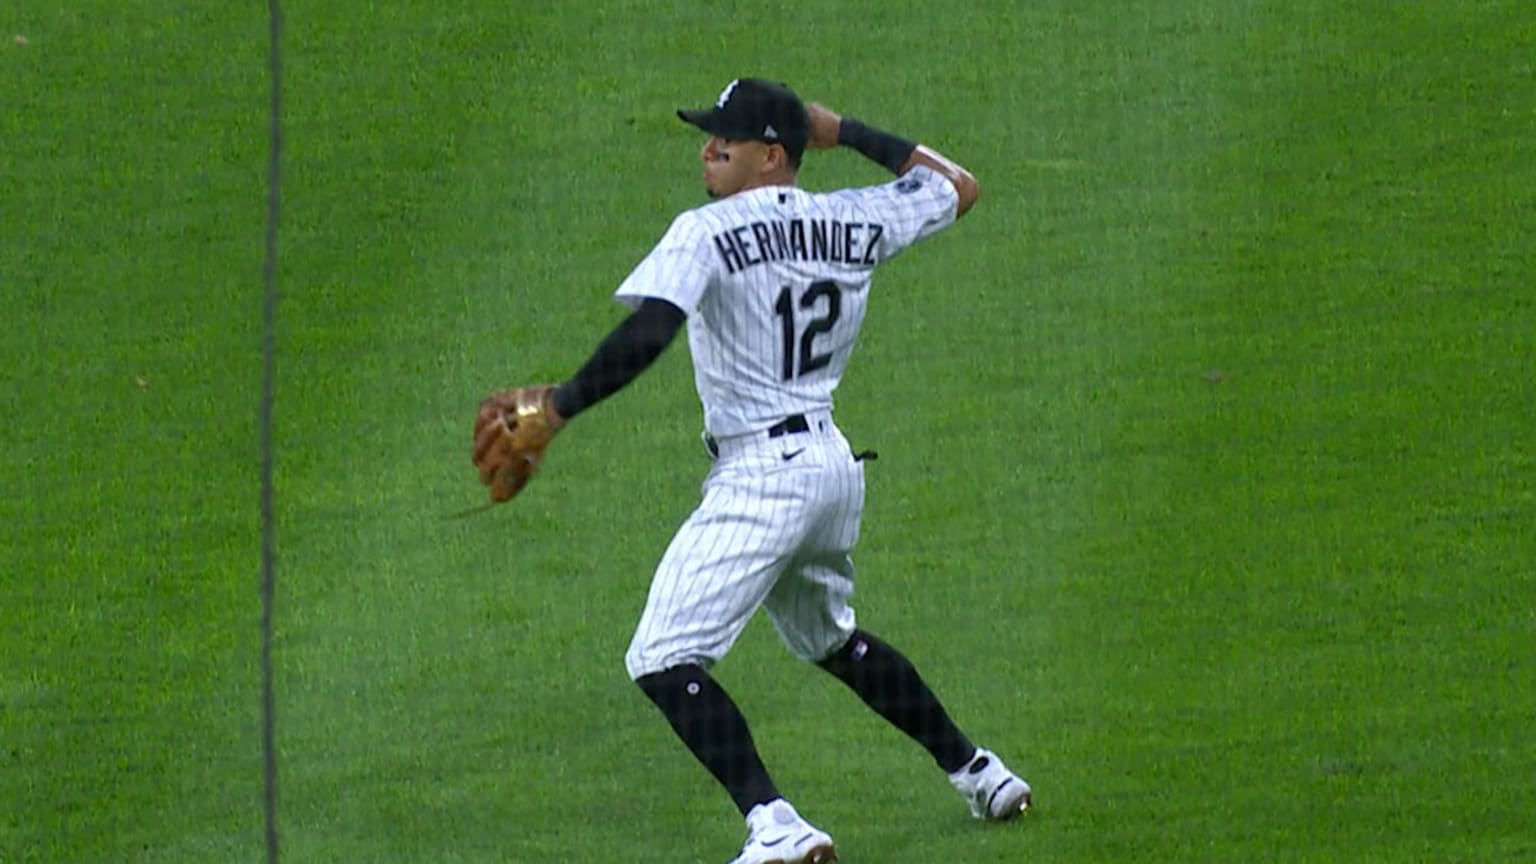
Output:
top-left (625, 411), bottom-right (863, 678)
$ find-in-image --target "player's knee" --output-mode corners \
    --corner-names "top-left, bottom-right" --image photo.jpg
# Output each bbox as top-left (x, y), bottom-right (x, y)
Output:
top-left (626, 641), bottom-right (705, 681)
top-left (624, 643), bottom-right (657, 681)
top-left (633, 663), bottom-right (707, 705)
top-left (773, 619), bottom-right (856, 666)
top-left (815, 628), bottom-right (907, 682)
top-left (813, 631), bottom-right (858, 668)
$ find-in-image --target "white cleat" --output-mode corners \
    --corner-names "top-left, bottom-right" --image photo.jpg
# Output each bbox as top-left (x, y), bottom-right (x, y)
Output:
top-left (727, 799), bottom-right (838, 864)
top-left (948, 748), bottom-right (1032, 821)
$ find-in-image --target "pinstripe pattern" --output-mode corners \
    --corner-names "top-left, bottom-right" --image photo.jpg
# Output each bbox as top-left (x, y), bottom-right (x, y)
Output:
top-left (625, 415), bottom-right (864, 676)
top-left (619, 167), bottom-right (958, 679)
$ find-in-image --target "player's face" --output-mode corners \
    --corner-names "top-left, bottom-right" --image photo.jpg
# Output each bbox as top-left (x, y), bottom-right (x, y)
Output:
top-left (700, 135), bottom-right (770, 199)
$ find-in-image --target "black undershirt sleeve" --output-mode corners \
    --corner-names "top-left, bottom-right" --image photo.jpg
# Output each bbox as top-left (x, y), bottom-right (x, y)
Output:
top-left (550, 297), bottom-right (687, 421)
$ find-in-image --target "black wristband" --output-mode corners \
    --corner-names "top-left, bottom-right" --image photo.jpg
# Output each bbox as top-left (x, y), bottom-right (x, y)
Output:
top-left (550, 381), bottom-right (582, 421)
top-left (837, 118), bottom-right (918, 175)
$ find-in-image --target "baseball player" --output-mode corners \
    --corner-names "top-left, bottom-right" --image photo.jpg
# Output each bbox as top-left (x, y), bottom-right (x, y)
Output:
top-left (473, 78), bottom-right (1030, 864)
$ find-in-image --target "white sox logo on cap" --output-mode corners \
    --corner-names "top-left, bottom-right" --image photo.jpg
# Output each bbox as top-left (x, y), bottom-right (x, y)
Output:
top-left (715, 79), bottom-right (739, 108)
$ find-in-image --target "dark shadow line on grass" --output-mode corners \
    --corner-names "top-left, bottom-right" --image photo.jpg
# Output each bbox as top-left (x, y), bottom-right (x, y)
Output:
top-left (260, 0), bottom-right (284, 862)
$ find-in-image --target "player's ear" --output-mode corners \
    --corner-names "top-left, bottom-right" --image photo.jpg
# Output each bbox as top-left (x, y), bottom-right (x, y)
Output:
top-left (764, 142), bottom-right (790, 174)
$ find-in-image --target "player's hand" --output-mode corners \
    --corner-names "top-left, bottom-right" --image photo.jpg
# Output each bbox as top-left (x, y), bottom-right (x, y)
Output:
top-left (805, 102), bottom-right (842, 150)
top-left (472, 385), bottom-right (565, 503)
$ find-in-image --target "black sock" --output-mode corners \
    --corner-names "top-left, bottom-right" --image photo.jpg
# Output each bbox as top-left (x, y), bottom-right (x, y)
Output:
top-left (635, 665), bottom-right (781, 817)
top-left (817, 629), bottom-right (977, 773)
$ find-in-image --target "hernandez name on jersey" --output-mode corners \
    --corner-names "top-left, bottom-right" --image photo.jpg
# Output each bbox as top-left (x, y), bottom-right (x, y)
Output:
top-left (712, 216), bottom-right (884, 272)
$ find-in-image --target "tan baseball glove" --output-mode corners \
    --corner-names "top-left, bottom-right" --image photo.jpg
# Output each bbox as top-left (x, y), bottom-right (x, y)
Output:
top-left (472, 386), bottom-right (564, 503)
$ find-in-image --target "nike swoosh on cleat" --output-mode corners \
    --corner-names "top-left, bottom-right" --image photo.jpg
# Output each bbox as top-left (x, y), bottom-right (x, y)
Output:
top-left (987, 777), bottom-right (1015, 813)
top-left (760, 835), bottom-right (790, 847)
top-left (987, 777), bottom-right (1030, 820)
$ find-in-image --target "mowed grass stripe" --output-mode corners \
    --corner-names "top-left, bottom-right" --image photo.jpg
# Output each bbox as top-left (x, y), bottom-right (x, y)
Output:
top-left (4, 6), bottom-right (271, 862)
top-left (258, 7), bottom-right (719, 861)
top-left (1033, 2), bottom-right (1535, 860)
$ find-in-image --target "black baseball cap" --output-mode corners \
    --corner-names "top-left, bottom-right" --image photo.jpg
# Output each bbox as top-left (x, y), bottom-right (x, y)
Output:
top-left (677, 78), bottom-right (809, 162)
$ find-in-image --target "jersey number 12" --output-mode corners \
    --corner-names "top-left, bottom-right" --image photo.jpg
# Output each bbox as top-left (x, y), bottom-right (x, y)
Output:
top-left (774, 281), bottom-right (842, 380)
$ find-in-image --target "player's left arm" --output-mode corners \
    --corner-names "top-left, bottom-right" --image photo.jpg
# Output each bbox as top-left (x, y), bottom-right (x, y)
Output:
top-left (470, 298), bottom-right (684, 503)
top-left (472, 206), bottom-right (707, 503)
top-left (548, 297), bottom-right (687, 422)
top-left (530, 205), bottom-right (707, 426)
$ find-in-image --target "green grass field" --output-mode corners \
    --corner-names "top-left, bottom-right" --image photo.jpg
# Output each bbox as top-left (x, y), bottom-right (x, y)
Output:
top-left (4, 1), bottom-right (1534, 862)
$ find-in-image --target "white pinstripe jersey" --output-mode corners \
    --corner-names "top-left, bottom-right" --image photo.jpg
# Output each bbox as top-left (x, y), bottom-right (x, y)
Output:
top-left (615, 165), bottom-right (960, 438)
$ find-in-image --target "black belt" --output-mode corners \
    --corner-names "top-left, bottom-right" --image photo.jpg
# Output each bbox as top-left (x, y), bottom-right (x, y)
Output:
top-left (704, 414), bottom-right (811, 460)
top-left (767, 414), bottom-right (810, 438)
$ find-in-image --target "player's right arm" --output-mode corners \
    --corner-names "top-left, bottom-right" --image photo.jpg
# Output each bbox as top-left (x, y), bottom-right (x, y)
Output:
top-left (806, 103), bottom-right (980, 218)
